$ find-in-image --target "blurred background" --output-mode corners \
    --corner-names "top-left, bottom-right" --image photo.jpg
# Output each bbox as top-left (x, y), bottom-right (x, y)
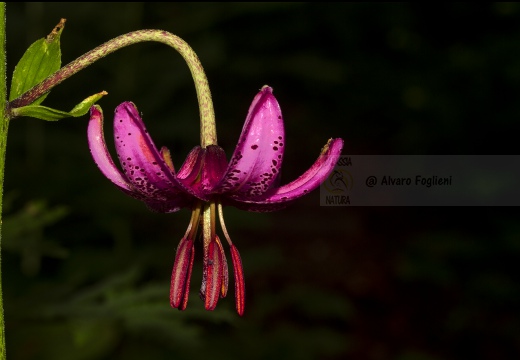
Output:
top-left (3, 3), bottom-right (520, 359)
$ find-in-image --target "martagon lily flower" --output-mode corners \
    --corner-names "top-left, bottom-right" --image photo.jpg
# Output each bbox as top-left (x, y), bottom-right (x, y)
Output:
top-left (87, 85), bottom-right (343, 315)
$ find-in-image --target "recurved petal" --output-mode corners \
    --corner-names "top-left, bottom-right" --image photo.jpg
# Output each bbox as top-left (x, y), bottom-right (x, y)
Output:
top-left (87, 105), bottom-right (139, 195)
top-left (113, 102), bottom-right (193, 201)
top-left (176, 146), bottom-right (203, 183)
top-left (213, 86), bottom-right (285, 198)
top-left (230, 138), bottom-right (344, 210)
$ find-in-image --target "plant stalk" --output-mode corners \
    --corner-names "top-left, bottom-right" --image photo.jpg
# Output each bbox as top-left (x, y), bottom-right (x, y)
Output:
top-left (0, 3), bottom-right (9, 359)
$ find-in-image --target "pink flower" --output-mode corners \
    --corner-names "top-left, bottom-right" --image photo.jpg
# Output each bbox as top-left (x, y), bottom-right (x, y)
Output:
top-left (87, 86), bottom-right (343, 315)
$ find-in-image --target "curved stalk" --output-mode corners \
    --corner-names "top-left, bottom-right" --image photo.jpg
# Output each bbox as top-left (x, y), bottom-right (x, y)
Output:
top-left (9, 29), bottom-right (217, 147)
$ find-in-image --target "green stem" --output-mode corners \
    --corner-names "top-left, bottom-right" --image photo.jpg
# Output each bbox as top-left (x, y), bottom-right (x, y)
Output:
top-left (0, 3), bottom-right (8, 359)
top-left (10, 29), bottom-right (218, 147)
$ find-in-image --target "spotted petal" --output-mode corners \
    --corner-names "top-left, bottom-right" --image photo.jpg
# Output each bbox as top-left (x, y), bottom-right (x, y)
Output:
top-left (113, 102), bottom-right (195, 204)
top-left (213, 86), bottom-right (284, 198)
top-left (88, 105), bottom-right (144, 199)
top-left (229, 138), bottom-right (344, 211)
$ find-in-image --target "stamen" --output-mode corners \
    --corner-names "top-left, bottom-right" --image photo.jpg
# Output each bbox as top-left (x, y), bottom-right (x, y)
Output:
top-left (217, 202), bottom-right (233, 246)
top-left (217, 201), bottom-right (245, 316)
top-left (172, 203), bottom-right (202, 311)
top-left (230, 245), bottom-right (245, 316)
top-left (184, 202), bottom-right (202, 239)
top-left (201, 202), bottom-right (216, 256)
top-left (204, 240), bottom-right (223, 310)
top-left (170, 237), bottom-right (195, 310)
top-left (215, 236), bottom-right (229, 298)
top-left (200, 201), bottom-right (220, 306)
top-left (160, 146), bottom-right (175, 171)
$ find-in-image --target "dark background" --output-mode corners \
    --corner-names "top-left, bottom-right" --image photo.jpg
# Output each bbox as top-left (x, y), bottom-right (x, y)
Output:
top-left (3, 3), bottom-right (520, 360)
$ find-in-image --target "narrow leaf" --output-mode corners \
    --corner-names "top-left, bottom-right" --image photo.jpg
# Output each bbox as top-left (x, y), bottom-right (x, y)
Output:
top-left (9, 18), bottom-right (65, 103)
top-left (11, 91), bottom-right (107, 121)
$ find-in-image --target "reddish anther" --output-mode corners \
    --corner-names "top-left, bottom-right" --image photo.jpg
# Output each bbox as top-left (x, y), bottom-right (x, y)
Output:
top-left (230, 245), bottom-right (245, 316)
top-left (204, 240), bottom-right (223, 311)
top-left (170, 238), bottom-right (194, 310)
top-left (216, 236), bottom-right (229, 298)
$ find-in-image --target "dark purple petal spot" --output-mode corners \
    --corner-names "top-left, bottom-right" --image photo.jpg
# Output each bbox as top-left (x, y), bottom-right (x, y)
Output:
top-left (274, 141), bottom-right (279, 144)
top-left (278, 155), bottom-right (282, 159)
top-left (278, 116), bottom-right (282, 119)
top-left (272, 168), bottom-right (277, 173)
top-left (251, 145), bottom-right (258, 150)
top-left (278, 136), bottom-right (282, 140)
top-left (281, 196), bottom-right (288, 200)
top-left (128, 133), bottom-right (131, 136)
top-left (279, 143), bottom-right (284, 147)
top-left (273, 146), bottom-right (278, 151)
top-left (272, 160), bottom-right (277, 166)
top-left (127, 157), bottom-right (132, 161)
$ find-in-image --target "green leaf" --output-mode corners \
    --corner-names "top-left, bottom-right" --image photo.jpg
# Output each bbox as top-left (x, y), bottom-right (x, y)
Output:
top-left (11, 91), bottom-right (108, 121)
top-left (9, 18), bottom-right (65, 103)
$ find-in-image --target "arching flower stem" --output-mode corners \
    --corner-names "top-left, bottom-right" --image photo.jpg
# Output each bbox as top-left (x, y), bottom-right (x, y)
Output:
top-left (9, 30), bottom-right (217, 147)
